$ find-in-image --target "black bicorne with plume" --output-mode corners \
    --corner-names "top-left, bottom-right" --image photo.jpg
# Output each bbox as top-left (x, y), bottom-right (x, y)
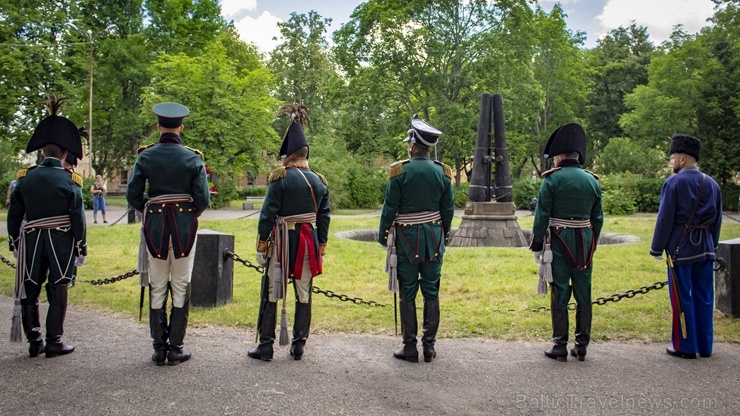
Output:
top-left (277, 90), bottom-right (310, 159)
top-left (27, 93), bottom-right (83, 159)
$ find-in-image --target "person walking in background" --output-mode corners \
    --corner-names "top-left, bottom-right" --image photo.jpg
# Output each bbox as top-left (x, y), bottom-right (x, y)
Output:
top-left (530, 123), bottom-right (603, 362)
top-left (249, 101), bottom-right (330, 362)
top-left (90, 174), bottom-right (107, 223)
top-left (126, 102), bottom-right (210, 366)
top-left (7, 93), bottom-right (86, 358)
top-left (378, 114), bottom-right (454, 363)
top-left (650, 134), bottom-right (722, 359)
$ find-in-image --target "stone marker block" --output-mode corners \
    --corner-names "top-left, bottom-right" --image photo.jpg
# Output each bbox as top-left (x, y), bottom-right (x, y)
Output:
top-left (191, 229), bottom-right (235, 307)
top-left (716, 238), bottom-right (740, 318)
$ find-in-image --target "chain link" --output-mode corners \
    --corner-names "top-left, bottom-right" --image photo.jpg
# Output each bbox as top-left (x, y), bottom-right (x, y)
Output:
top-left (107, 208), bottom-right (131, 226)
top-left (224, 250), bottom-right (264, 273)
top-left (723, 211), bottom-right (740, 223)
top-left (78, 269), bottom-right (139, 285)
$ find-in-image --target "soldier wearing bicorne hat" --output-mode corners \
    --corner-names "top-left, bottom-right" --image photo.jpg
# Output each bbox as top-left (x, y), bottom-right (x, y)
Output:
top-left (7, 94), bottom-right (87, 358)
top-left (126, 102), bottom-right (210, 366)
top-left (378, 114), bottom-right (455, 363)
top-left (530, 122), bottom-right (603, 362)
top-left (249, 101), bottom-right (331, 362)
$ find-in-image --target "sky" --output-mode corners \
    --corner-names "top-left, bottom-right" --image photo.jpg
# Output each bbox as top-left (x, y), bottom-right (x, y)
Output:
top-left (219, 0), bottom-right (718, 53)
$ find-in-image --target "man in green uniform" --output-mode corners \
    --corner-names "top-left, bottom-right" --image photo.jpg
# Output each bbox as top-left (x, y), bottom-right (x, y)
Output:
top-left (127, 102), bottom-right (210, 366)
top-left (530, 123), bottom-right (603, 362)
top-left (378, 114), bottom-right (455, 363)
top-left (248, 106), bottom-right (330, 362)
top-left (8, 94), bottom-right (86, 358)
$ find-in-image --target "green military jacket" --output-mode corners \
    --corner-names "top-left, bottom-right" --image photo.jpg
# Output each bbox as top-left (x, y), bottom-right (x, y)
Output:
top-left (258, 163), bottom-right (330, 276)
top-left (531, 159), bottom-right (604, 268)
top-left (7, 157), bottom-right (87, 282)
top-left (126, 133), bottom-right (210, 259)
top-left (378, 155), bottom-right (455, 262)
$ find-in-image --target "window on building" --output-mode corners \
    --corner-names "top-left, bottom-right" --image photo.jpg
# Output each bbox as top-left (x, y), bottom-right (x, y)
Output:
top-left (120, 170), bottom-right (128, 185)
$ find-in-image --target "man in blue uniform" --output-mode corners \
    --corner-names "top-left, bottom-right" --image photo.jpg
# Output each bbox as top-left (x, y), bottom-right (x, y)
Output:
top-left (127, 102), bottom-right (210, 366)
top-left (378, 115), bottom-right (455, 363)
top-left (650, 134), bottom-right (722, 359)
top-left (530, 123), bottom-right (603, 362)
top-left (248, 106), bottom-right (330, 362)
top-left (7, 94), bottom-right (86, 358)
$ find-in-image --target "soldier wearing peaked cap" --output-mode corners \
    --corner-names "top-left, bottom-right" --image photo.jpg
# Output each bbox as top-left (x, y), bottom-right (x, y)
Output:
top-left (650, 134), bottom-right (722, 359)
top-left (530, 122), bottom-right (603, 362)
top-left (249, 101), bottom-right (330, 361)
top-left (7, 94), bottom-right (87, 358)
top-left (126, 102), bottom-right (210, 366)
top-left (378, 114), bottom-right (454, 363)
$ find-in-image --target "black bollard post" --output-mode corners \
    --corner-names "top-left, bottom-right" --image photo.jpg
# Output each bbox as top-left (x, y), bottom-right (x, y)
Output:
top-left (468, 93), bottom-right (493, 202)
top-left (492, 94), bottom-right (513, 203)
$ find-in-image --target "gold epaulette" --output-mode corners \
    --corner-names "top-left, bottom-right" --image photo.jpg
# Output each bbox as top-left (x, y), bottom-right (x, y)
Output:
top-left (70, 172), bottom-right (83, 187)
top-left (268, 167), bottom-right (287, 183)
top-left (542, 167), bottom-right (561, 177)
top-left (584, 169), bottom-right (600, 180)
top-left (137, 144), bottom-right (155, 154)
top-left (388, 159), bottom-right (409, 179)
top-left (312, 170), bottom-right (328, 186)
top-left (184, 146), bottom-right (205, 161)
top-left (16, 167), bottom-right (30, 180)
top-left (434, 161), bottom-right (453, 179)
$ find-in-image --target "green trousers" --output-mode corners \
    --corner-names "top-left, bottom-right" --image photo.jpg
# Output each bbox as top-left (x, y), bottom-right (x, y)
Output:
top-left (396, 257), bottom-right (442, 302)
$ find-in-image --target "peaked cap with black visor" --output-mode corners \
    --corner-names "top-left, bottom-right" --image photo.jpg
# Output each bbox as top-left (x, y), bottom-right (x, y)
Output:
top-left (403, 114), bottom-right (442, 148)
top-left (543, 122), bottom-right (587, 165)
top-left (26, 94), bottom-right (83, 159)
top-left (153, 102), bottom-right (189, 128)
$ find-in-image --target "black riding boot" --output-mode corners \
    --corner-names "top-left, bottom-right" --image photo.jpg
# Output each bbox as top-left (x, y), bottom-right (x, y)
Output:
top-left (421, 298), bottom-right (440, 363)
top-left (167, 305), bottom-right (191, 365)
top-left (248, 301), bottom-right (277, 361)
top-left (571, 303), bottom-right (592, 361)
top-left (544, 286), bottom-right (569, 362)
top-left (21, 299), bottom-right (44, 357)
top-left (290, 301), bottom-right (311, 360)
top-left (150, 308), bottom-right (169, 365)
top-left (393, 296), bottom-right (419, 362)
top-left (44, 284), bottom-right (74, 357)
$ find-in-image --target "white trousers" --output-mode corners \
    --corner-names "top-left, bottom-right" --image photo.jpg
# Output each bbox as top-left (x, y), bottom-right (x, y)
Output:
top-left (148, 237), bottom-right (197, 309)
top-left (268, 249), bottom-right (313, 304)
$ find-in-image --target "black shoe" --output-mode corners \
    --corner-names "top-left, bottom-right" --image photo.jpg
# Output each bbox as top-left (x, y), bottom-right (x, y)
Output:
top-left (290, 343), bottom-right (304, 360)
top-left (152, 349), bottom-right (167, 366)
top-left (167, 348), bottom-right (191, 365)
top-left (103, 220), bottom-right (108, 223)
top-left (570, 345), bottom-right (586, 361)
top-left (666, 347), bottom-right (696, 359)
top-left (544, 346), bottom-right (568, 362)
top-left (423, 345), bottom-right (436, 363)
top-left (699, 353), bottom-right (712, 358)
top-left (94, 221), bottom-right (97, 224)
top-left (248, 344), bottom-right (274, 361)
top-left (29, 340), bottom-right (45, 358)
top-left (393, 345), bottom-right (419, 362)
top-left (45, 342), bottom-right (75, 358)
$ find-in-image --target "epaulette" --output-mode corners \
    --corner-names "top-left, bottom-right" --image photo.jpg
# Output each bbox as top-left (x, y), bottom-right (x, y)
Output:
top-left (70, 171), bottom-right (83, 187)
top-left (434, 160), bottom-right (453, 180)
top-left (312, 170), bottom-right (328, 186)
top-left (184, 146), bottom-right (205, 161)
top-left (268, 167), bottom-right (287, 183)
top-left (137, 144), bottom-right (155, 154)
top-left (584, 169), bottom-right (600, 180)
top-left (388, 159), bottom-right (409, 179)
top-left (16, 166), bottom-right (33, 180)
top-left (541, 167), bottom-right (561, 178)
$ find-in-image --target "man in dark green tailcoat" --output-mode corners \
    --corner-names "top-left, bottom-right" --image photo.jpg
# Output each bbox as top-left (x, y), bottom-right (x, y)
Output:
top-left (530, 123), bottom-right (603, 362)
top-left (248, 108), bottom-right (330, 362)
top-left (126, 102), bottom-right (210, 366)
top-left (7, 94), bottom-right (86, 358)
top-left (378, 115), bottom-right (455, 363)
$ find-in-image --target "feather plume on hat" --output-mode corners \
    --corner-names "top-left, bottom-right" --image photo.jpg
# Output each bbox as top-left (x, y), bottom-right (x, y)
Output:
top-left (26, 93), bottom-right (83, 159)
top-left (277, 90), bottom-right (310, 158)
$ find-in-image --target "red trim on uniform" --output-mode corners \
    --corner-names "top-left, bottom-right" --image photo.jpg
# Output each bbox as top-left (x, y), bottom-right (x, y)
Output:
top-left (293, 224), bottom-right (320, 279)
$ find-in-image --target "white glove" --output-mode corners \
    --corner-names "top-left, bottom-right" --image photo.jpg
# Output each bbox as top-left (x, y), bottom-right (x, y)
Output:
top-left (12, 250), bottom-right (18, 259)
top-left (533, 251), bottom-right (542, 264)
top-left (256, 251), bottom-right (267, 266)
top-left (652, 255), bottom-right (663, 261)
top-left (74, 256), bottom-right (86, 266)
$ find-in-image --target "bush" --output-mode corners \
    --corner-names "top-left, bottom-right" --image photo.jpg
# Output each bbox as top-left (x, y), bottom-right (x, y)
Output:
top-left (513, 178), bottom-right (541, 210)
top-left (209, 179), bottom-right (238, 210)
top-left (602, 188), bottom-right (636, 215)
top-left (237, 185), bottom-right (267, 199)
top-left (345, 165), bottom-right (386, 208)
top-left (453, 183), bottom-right (469, 208)
top-left (721, 182), bottom-right (740, 213)
top-left (82, 177), bottom-right (94, 210)
top-left (635, 177), bottom-right (664, 212)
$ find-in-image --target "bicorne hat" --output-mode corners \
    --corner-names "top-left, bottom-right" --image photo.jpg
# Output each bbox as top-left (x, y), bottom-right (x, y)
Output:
top-left (153, 102), bottom-right (189, 128)
top-left (403, 114), bottom-right (442, 147)
top-left (26, 94), bottom-right (83, 159)
top-left (277, 98), bottom-right (310, 159)
top-left (669, 134), bottom-right (701, 162)
top-left (543, 122), bottom-right (587, 165)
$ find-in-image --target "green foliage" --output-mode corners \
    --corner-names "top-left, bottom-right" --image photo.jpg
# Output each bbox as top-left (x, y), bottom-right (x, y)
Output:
top-left (345, 164), bottom-right (386, 209)
top-left (634, 177), bottom-right (664, 212)
top-left (513, 178), bottom-right (542, 210)
top-left (453, 183), bottom-right (469, 209)
top-left (602, 188), bottom-right (636, 215)
top-left (237, 186), bottom-right (267, 199)
top-left (721, 183), bottom-right (740, 212)
top-left (595, 136), bottom-right (666, 178)
top-left (209, 179), bottom-right (237, 210)
top-left (82, 176), bottom-right (94, 210)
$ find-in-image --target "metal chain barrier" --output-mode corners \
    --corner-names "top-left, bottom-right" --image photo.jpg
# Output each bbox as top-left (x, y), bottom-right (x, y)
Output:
top-left (723, 211), bottom-right (740, 223)
top-left (224, 250), bottom-right (263, 274)
top-left (107, 207), bottom-right (131, 226)
top-left (78, 269), bottom-right (139, 285)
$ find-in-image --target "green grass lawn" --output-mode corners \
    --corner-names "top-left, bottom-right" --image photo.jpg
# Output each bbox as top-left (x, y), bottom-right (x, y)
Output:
top-left (0, 212), bottom-right (738, 343)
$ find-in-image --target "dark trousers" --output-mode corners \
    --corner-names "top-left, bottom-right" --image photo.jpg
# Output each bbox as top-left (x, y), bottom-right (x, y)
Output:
top-left (669, 259), bottom-right (714, 356)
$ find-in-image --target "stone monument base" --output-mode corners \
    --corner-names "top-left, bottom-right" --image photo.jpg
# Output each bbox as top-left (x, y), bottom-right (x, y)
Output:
top-left (448, 201), bottom-right (527, 247)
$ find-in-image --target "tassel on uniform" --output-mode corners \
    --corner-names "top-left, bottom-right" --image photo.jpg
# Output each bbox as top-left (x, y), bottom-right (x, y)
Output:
top-left (271, 264), bottom-right (283, 301)
top-left (536, 244), bottom-right (553, 295)
top-left (10, 300), bottom-right (23, 343)
top-left (279, 297), bottom-right (289, 346)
